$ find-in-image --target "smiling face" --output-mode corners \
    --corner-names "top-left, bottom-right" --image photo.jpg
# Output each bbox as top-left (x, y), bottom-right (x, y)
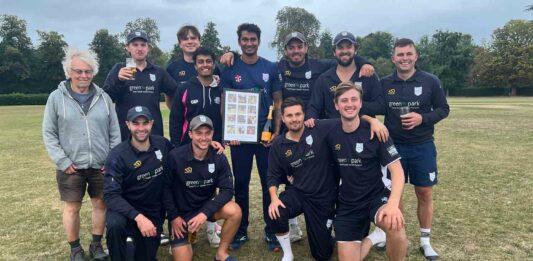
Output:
top-left (69, 57), bottom-right (94, 90)
top-left (189, 125), bottom-right (213, 151)
top-left (281, 104), bottom-right (305, 133)
top-left (194, 54), bottom-right (214, 78)
top-left (335, 88), bottom-right (362, 121)
top-left (392, 44), bottom-right (418, 74)
top-left (284, 39), bottom-right (308, 67)
top-left (179, 31), bottom-right (201, 56)
top-left (239, 30), bottom-right (260, 57)
top-left (334, 41), bottom-right (357, 67)
top-left (126, 116), bottom-right (153, 143)
top-left (126, 39), bottom-right (149, 62)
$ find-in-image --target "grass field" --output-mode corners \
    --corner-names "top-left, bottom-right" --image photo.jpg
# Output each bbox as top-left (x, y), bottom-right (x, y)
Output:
top-left (0, 97), bottom-right (532, 260)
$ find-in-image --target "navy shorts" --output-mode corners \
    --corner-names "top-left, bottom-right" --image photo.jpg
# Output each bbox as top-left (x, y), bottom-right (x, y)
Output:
top-left (334, 192), bottom-right (390, 242)
top-left (395, 141), bottom-right (438, 187)
top-left (168, 211), bottom-right (216, 248)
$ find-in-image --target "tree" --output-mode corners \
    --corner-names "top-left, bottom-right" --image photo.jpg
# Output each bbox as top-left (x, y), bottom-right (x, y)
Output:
top-left (90, 29), bottom-right (125, 86)
top-left (271, 7), bottom-right (321, 58)
top-left (167, 43), bottom-right (182, 63)
top-left (357, 31), bottom-right (395, 60)
top-left (318, 30), bottom-right (334, 59)
top-left (201, 22), bottom-right (224, 58)
top-left (0, 15), bottom-right (33, 92)
top-left (32, 31), bottom-right (67, 93)
top-left (370, 57), bottom-right (395, 77)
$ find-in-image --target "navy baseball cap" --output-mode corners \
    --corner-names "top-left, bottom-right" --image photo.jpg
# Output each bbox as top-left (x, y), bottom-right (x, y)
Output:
top-left (283, 32), bottom-right (307, 47)
top-left (334, 31), bottom-right (357, 46)
top-left (126, 30), bottom-right (149, 44)
top-left (189, 115), bottom-right (213, 131)
top-left (127, 106), bottom-right (153, 121)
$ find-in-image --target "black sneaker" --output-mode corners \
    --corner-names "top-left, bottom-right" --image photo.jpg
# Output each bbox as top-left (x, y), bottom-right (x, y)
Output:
top-left (230, 234), bottom-right (249, 250)
top-left (264, 233), bottom-right (281, 252)
top-left (70, 246), bottom-right (85, 261)
top-left (89, 242), bottom-right (108, 260)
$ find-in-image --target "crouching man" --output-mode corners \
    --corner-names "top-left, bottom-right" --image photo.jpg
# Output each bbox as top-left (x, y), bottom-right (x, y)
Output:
top-left (164, 115), bottom-right (241, 261)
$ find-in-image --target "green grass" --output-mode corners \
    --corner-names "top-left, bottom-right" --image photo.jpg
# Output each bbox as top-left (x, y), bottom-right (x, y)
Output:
top-left (0, 97), bottom-right (531, 260)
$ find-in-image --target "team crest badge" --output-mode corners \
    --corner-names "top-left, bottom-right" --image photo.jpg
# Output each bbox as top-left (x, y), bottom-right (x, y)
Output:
top-left (355, 143), bottom-right (364, 153)
top-left (305, 71), bottom-right (312, 79)
top-left (262, 73), bottom-right (269, 82)
top-left (133, 160), bottom-right (142, 168)
top-left (414, 86), bottom-right (422, 96)
top-left (285, 70), bottom-right (291, 76)
top-left (354, 82), bottom-right (362, 88)
top-left (388, 89), bottom-right (396, 95)
top-left (214, 97), bottom-right (220, 104)
top-left (179, 70), bottom-right (186, 76)
top-left (155, 150), bottom-right (162, 161)
top-left (235, 74), bottom-right (241, 83)
top-left (184, 167), bottom-right (192, 174)
top-left (305, 135), bottom-right (313, 145)
top-left (208, 163), bottom-right (215, 173)
top-left (429, 172), bottom-right (436, 182)
top-left (150, 74), bottom-right (156, 82)
top-left (285, 150), bottom-right (292, 157)
top-left (329, 85), bottom-right (337, 93)
top-left (335, 144), bottom-right (341, 151)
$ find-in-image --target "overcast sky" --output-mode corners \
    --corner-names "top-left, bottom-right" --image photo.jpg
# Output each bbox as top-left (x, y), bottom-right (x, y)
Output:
top-left (2, 0), bottom-right (531, 60)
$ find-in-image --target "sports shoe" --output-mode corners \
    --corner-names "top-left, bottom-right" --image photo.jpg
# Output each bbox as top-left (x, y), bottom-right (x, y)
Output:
top-left (70, 246), bottom-right (85, 261)
top-left (289, 223), bottom-right (303, 242)
top-left (230, 234), bottom-right (249, 250)
top-left (265, 233), bottom-right (281, 252)
top-left (420, 244), bottom-right (439, 260)
top-left (207, 229), bottom-right (221, 248)
top-left (89, 242), bottom-right (109, 260)
top-left (160, 233), bottom-right (170, 245)
top-left (368, 227), bottom-right (386, 251)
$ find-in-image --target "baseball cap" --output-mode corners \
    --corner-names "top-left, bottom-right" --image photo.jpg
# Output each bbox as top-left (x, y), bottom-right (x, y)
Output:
top-left (334, 31), bottom-right (357, 46)
top-left (126, 106), bottom-right (153, 121)
top-left (126, 30), bottom-right (149, 44)
top-left (283, 32), bottom-right (307, 47)
top-left (189, 115), bottom-right (213, 131)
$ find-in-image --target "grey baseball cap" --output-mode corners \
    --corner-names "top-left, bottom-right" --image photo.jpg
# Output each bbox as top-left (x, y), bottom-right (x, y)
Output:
top-left (189, 115), bottom-right (213, 131)
top-left (283, 32), bottom-right (307, 47)
top-left (334, 31), bottom-right (357, 46)
top-left (126, 30), bottom-right (149, 44)
top-left (126, 106), bottom-right (153, 121)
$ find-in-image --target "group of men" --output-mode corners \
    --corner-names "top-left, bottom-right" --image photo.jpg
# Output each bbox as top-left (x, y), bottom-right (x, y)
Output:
top-left (43, 20), bottom-right (449, 261)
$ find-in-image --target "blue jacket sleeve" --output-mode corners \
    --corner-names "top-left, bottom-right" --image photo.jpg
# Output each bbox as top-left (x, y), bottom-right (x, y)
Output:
top-left (360, 74), bottom-right (386, 117)
top-left (160, 69), bottom-right (178, 97)
top-left (103, 64), bottom-right (126, 102)
top-left (267, 141), bottom-right (285, 188)
top-left (306, 76), bottom-right (326, 119)
top-left (422, 78), bottom-right (450, 126)
top-left (104, 153), bottom-right (140, 220)
top-left (169, 85), bottom-right (186, 146)
top-left (162, 151), bottom-right (180, 221)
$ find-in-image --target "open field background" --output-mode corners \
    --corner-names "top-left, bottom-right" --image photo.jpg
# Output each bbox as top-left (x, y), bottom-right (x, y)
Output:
top-left (0, 97), bottom-right (532, 260)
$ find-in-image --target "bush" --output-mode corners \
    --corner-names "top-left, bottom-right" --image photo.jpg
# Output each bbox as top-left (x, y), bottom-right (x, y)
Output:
top-left (0, 93), bottom-right (49, 105)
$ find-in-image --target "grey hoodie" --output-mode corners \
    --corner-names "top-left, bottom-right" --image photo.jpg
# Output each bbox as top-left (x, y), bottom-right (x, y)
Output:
top-left (43, 80), bottom-right (121, 171)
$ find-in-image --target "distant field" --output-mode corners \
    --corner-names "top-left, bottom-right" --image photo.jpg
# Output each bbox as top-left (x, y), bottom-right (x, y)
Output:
top-left (0, 97), bottom-right (531, 260)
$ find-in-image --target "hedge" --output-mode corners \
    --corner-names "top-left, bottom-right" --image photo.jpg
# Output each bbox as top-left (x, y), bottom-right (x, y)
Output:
top-left (0, 93), bottom-right (49, 106)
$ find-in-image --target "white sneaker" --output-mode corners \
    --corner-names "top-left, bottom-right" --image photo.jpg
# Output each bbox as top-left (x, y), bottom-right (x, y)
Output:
top-left (420, 244), bottom-right (439, 260)
top-left (207, 229), bottom-right (221, 248)
top-left (368, 227), bottom-right (386, 250)
top-left (289, 223), bottom-right (303, 242)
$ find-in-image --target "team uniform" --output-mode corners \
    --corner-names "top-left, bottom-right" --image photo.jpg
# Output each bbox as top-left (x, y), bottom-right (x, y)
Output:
top-left (104, 135), bottom-right (173, 260)
top-left (307, 67), bottom-right (385, 120)
top-left (166, 58), bottom-right (221, 85)
top-left (163, 145), bottom-right (234, 246)
top-left (220, 56), bottom-right (282, 238)
top-left (381, 70), bottom-right (449, 186)
top-left (103, 62), bottom-right (177, 140)
top-left (169, 77), bottom-right (224, 146)
top-left (267, 121), bottom-right (338, 260)
top-left (326, 120), bottom-right (401, 241)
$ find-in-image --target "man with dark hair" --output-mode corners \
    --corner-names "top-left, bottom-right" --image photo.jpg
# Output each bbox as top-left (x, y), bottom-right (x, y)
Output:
top-left (267, 97), bottom-right (338, 261)
top-left (327, 82), bottom-right (407, 261)
top-left (104, 30), bottom-right (178, 140)
top-left (381, 38), bottom-right (450, 260)
top-left (221, 22), bottom-right (284, 251)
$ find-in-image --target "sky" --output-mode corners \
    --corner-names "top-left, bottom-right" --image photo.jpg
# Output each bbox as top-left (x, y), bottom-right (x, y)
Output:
top-left (1, 0), bottom-right (531, 60)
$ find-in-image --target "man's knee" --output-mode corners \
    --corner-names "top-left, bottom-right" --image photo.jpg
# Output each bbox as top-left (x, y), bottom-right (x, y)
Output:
top-left (415, 186), bottom-right (433, 202)
top-left (64, 202), bottom-right (82, 215)
top-left (106, 211), bottom-right (127, 233)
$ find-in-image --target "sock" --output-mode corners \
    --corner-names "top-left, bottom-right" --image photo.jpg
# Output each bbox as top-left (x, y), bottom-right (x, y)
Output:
top-left (288, 218), bottom-right (298, 226)
top-left (207, 221), bottom-right (216, 231)
top-left (92, 234), bottom-right (103, 244)
top-left (276, 233), bottom-right (294, 261)
top-left (420, 228), bottom-right (431, 246)
top-left (68, 239), bottom-right (81, 249)
top-left (366, 227), bottom-right (386, 245)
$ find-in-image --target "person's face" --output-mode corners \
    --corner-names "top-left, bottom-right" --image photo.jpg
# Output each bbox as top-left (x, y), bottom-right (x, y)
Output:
top-left (334, 41), bottom-right (357, 67)
top-left (69, 57), bottom-right (94, 89)
top-left (239, 31), bottom-right (260, 56)
top-left (335, 89), bottom-right (362, 120)
top-left (126, 116), bottom-right (153, 143)
top-left (189, 126), bottom-right (213, 151)
top-left (392, 44), bottom-right (418, 74)
top-left (281, 105), bottom-right (305, 133)
top-left (194, 54), bottom-right (214, 78)
top-left (179, 31), bottom-right (201, 55)
top-left (126, 39), bottom-right (149, 61)
top-left (284, 39), bottom-right (308, 67)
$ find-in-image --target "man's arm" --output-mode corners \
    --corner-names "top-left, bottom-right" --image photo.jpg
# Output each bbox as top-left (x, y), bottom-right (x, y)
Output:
top-left (377, 159), bottom-right (405, 231)
top-left (103, 154), bottom-right (140, 220)
top-left (42, 93), bottom-right (72, 171)
top-left (306, 76), bottom-right (326, 120)
top-left (272, 90), bottom-right (283, 136)
top-left (160, 70), bottom-right (179, 109)
top-left (169, 86), bottom-right (186, 147)
top-left (422, 78), bottom-right (450, 126)
top-left (106, 94), bottom-right (122, 148)
top-left (360, 74), bottom-right (386, 117)
top-left (102, 64), bottom-right (126, 102)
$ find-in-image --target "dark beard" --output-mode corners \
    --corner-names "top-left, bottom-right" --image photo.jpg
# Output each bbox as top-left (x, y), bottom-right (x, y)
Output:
top-left (336, 56), bottom-right (354, 67)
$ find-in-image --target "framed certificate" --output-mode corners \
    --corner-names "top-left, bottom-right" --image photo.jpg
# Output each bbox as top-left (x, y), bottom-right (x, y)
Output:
top-left (222, 89), bottom-right (261, 143)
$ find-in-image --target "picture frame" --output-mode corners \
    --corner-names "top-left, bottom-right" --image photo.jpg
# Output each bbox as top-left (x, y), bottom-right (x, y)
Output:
top-left (222, 89), bottom-right (261, 143)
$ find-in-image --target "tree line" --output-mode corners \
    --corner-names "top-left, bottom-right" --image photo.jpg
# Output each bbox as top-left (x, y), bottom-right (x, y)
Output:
top-left (0, 7), bottom-right (531, 95)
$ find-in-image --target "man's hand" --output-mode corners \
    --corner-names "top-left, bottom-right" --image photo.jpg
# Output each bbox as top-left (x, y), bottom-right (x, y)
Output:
top-left (368, 118), bottom-right (389, 142)
top-left (304, 118), bottom-right (316, 128)
top-left (400, 112), bottom-right (423, 130)
top-left (118, 67), bottom-right (134, 81)
top-left (359, 64), bottom-right (375, 78)
top-left (261, 133), bottom-right (278, 148)
top-left (287, 175), bottom-right (294, 185)
top-left (64, 164), bottom-right (77, 174)
top-left (268, 197), bottom-right (286, 220)
top-left (377, 203), bottom-right (405, 231)
top-left (171, 216), bottom-right (188, 239)
top-left (135, 214), bottom-right (157, 237)
top-left (187, 213), bottom-right (208, 233)
top-left (227, 140), bottom-right (240, 146)
top-left (219, 52), bottom-right (235, 66)
top-left (210, 141), bottom-right (225, 154)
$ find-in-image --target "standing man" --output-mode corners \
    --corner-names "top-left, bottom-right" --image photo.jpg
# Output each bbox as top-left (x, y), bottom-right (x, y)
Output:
top-left (104, 30), bottom-right (177, 140)
top-left (327, 82), bottom-right (407, 261)
top-left (220, 23), bottom-right (283, 251)
top-left (267, 97), bottom-right (338, 261)
top-left (164, 115), bottom-right (241, 261)
top-left (382, 38), bottom-right (450, 260)
top-left (43, 47), bottom-right (120, 261)
top-left (104, 106), bottom-right (174, 260)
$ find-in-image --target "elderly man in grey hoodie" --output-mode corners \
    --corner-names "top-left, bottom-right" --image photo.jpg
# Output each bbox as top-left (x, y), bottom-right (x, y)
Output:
top-left (43, 47), bottom-right (121, 261)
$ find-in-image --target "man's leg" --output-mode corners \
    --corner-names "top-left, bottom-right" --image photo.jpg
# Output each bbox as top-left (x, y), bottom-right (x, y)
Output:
top-left (171, 244), bottom-right (193, 261)
top-left (89, 197), bottom-right (108, 259)
top-left (63, 202), bottom-right (82, 243)
top-left (337, 241), bottom-right (361, 261)
top-left (272, 190), bottom-right (304, 261)
top-left (133, 224), bottom-right (161, 261)
top-left (302, 200), bottom-right (335, 261)
top-left (416, 186), bottom-right (438, 260)
top-left (229, 145), bottom-right (253, 248)
top-left (213, 201), bottom-right (242, 260)
top-left (105, 211), bottom-right (129, 261)
top-left (375, 216), bottom-right (407, 261)
top-left (57, 169), bottom-right (86, 259)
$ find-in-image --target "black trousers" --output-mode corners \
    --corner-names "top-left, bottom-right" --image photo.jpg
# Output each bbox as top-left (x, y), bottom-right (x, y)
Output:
top-left (106, 210), bottom-right (161, 261)
top-left (269, 188), bottom-right (335, 261)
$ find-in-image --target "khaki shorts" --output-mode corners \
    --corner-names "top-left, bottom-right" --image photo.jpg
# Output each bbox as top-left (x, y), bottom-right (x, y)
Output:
top-left (56, 168), bottom-right (104, 202)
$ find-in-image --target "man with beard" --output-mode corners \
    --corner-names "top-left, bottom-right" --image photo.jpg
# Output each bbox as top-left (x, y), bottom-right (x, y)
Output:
top-left (104, 106), bottom-right (173, 260)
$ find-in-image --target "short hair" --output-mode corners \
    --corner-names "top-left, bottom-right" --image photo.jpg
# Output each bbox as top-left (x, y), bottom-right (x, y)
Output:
top-left (177, 25), bottom-right (201, 42)
top-left (237, 23), bottom-right (261, 41)
top-left (393, 38), bottom-right (417, 53)
top-left (334, 81), bottom-right (363, 103)
top-left (62, 47), bottom-right (99, 79)
top-left (281, 97), bottom-right (305, 115)
top-left (193, 47), bottom-right (216, 63)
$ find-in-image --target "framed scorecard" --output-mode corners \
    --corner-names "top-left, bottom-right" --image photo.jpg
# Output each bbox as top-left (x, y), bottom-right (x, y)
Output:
top-left (222, 89), bottom-right (261, 143)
